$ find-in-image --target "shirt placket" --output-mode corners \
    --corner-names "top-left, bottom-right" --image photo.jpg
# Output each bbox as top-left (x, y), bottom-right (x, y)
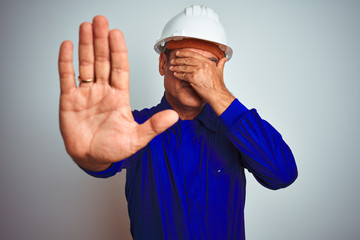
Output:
top-left (181, 120), bottom-right (206, 239)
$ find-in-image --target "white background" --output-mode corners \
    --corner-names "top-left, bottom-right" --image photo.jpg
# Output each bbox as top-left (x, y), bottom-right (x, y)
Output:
top-left (0, 0), bottom-right (359, 239)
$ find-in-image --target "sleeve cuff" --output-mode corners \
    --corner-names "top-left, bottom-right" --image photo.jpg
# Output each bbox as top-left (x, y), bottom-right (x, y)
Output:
top-left (81, 161), bottom-right (123, 178)
top-left (220, 98), bottom-right (248, 130)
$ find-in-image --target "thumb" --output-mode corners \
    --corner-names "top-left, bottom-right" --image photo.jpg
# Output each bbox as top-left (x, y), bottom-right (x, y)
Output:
top-left (137, 109), bottom-right (179, 146)
top-left (217, 57), bottom-right (227, 71)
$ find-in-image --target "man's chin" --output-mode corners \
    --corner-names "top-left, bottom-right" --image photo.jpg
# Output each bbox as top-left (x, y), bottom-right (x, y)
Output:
top-left (179, 90), bottom-right (204, 107)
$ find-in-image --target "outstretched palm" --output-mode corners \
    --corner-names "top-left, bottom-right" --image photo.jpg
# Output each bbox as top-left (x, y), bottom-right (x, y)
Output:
top-left (58, 16), bottom-right (178, 171)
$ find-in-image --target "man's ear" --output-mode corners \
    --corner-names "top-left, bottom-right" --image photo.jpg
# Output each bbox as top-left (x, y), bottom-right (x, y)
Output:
top-left (159, 52), bottom-right (167, 76)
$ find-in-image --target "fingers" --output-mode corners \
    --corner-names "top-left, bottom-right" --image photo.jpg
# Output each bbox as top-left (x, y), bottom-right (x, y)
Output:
top-left (169, 65), bottom-right (196, 73)
top-left (173, 50), bottom-right (227, 70)
top-left (76, 16), bottom-right (130, 90)
top-left (109, 29), bottom-right (130, 91)
top-left (175, 50), bottom-right (210, 61)
top-left (171, 57), bottom-right (200, 67)
top-left (169, 55), bottom-right (205, 80)
top-left (58, 40), bottom-right (76, 93)
top-left (93, 15), bottom-right (110, 84)
top-left (169, 59), bottom-right (199, 82)
top-left (170, 51), bottom-right (227, 83)
top-left (137, 110), bottom-right (179, 146)
top-left (173, 72), bottom-right (192, 82)
top-left (79, 22), bottom-right (94, 83)
top-left (79, 16), bottom-right (128, 88)
top-left (170, 50), bottom-right (220, 72)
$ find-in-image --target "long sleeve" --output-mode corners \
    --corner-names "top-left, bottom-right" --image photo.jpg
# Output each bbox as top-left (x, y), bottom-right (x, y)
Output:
top-left (220, 99), bottom-right (298, 190)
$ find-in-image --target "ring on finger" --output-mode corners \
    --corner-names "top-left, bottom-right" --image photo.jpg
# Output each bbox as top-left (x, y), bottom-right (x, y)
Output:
top-left (78, 76), bottom-right (94, 83)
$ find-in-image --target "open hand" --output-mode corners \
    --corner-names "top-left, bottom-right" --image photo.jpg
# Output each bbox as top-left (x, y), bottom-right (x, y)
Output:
top-left (58, 16), bottom-right (178, 171)
top-left (169, 49), bottom-right (235, 115)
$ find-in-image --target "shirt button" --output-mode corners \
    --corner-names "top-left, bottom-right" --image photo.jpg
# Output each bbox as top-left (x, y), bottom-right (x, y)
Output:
top-left (217, 169), bottom-right (222, 173)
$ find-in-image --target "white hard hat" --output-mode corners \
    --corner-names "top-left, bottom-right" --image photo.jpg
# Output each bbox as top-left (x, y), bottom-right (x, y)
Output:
top-left (154, 5), bottom-right (233, 60)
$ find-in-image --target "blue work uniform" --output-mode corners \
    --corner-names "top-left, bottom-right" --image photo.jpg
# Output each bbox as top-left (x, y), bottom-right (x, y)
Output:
top-left (83, 96), bottom-right (298, 240)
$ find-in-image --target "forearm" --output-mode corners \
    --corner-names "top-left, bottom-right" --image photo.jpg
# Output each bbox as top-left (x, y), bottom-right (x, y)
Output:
top-left (207, 89), bottom-right (235, 116)
top-left (220, 99), bottom-right (298, 189)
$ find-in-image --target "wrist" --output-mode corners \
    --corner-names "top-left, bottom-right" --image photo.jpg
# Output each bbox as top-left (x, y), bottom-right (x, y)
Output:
top-left (73, 156), bottom-right (112, 172)
top-left (207, 89), bottom-right (235, 116)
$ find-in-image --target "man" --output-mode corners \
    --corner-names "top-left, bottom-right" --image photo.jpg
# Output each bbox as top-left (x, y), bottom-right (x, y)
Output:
top-left (58, 5), bottom-right (297, 240)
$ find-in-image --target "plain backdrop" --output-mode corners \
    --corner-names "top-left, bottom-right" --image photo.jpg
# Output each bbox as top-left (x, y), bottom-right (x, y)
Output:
top-left (1, 0), bottom-right (359, 239)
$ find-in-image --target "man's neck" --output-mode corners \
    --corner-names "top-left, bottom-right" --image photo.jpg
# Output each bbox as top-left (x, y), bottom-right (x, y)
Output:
top-left (165, 94), bottom-right (205, 120)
